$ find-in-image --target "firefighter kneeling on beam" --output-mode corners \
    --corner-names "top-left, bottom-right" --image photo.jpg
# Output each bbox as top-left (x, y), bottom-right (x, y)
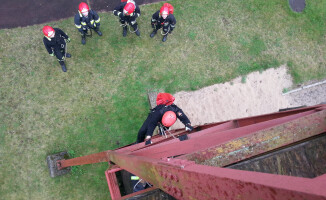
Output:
top-left (75, 2), bottom-right (102, 45)
top-left (136, 93), bottom-right (193, 144)
top-left (113, 0), bottom-right (141, 37)
top-left (42, 26), bottom-right (71, 72)
top-left (150, 3), bottom-right (176, 42)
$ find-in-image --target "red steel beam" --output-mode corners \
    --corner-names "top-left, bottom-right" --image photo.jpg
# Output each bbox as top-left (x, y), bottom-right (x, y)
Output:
top-left (114, 106), bottom-right (322, 154)
top-left (108, 151), bottom-right (326, 200)
top-left (179, 109), bottom-right (326, 166)
top-left (129, 109), bottom-right (323, 160)
top-left (56, 106), bottom-right (326, 169)
top-left (57, 151), bottom-right (109, 169)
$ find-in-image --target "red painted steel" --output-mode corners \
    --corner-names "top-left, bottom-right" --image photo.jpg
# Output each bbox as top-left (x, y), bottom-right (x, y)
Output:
top-left (55, 104), bottom-right (326, 199)
top-left (129, 109), bottom-right (322, 159)
top-left (121, 188), bottom-right (158, 200)
top-left (179, 110), bottom-right (326, 165)
top-left (108, 151), bottom-right (326, 200)
top-left (105, 168), bottom-right (121, 200)
top-left (105, 166), bottom-right (158, 200)
top-left (57, 151), bottom-right (109, 169)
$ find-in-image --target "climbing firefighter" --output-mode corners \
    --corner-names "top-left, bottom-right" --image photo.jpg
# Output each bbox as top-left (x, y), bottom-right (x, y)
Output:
top-left (136, 93), bottom-right (193, 143)
top-left (42, 26), bottom-right (71, 72)
top-left (113, 0), bottom-right (141, 37)
top-left (150, 3), bottom-right (176, 42)
top-left (74, 2), bottom-right (102, 45)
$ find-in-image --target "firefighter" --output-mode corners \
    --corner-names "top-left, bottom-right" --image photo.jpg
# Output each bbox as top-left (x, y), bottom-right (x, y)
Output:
top-left (150, 3), bottom-right (176, 42)
top-left (136, 93), bottom-right (193, 143)
top-left (130, 174), bottom-right (151, 192)
top-left (113, 0), bottom-right (141, 37)
top-left (74, 2), bottom-right (102, 45)
top-left (42, 26), bottom-right (71, 72)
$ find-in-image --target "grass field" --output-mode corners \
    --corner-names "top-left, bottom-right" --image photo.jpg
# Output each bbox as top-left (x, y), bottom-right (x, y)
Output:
top-left (0, 0), bottom-right (325, 199)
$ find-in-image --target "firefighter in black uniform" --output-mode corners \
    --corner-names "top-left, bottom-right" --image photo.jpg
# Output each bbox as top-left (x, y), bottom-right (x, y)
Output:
top-left (42, 26), bottom-right (71, 72)
top-left (113, 0), bottom-right (141, 37)
top-left (150, 3), bottom-right (176, 42)
top-left (74, 2), bottom-right (102, 45)
top-left (136, 99), bottom-right (193, 143)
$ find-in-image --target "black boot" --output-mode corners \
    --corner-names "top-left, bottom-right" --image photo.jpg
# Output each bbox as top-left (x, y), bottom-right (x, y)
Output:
top-left (81, 34), bottom-right (86, 45)
top-left (95, 28), bottom-right (102, 36)
top-left (65, 53), bottom-right (71, 58)
top-left (150, 29), bottom-right (157, 38)
top-left (60, 61), bottom-right (67, 72)
top-left (135, 29), bottom-right (140, 36)
top-left (123, 26), bottom-right (127, 37)
top-left (162, 34), bottom-right (168, 42)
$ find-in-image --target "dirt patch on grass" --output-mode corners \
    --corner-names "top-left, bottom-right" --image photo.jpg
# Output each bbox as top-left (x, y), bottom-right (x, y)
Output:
top-left (172, 65), bottom-right (326, 128)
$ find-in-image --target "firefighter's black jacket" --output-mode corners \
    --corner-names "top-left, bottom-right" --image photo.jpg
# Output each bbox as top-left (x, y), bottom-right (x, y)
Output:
top-left (43, 28), bottom-right (69, 55)
top-left (113, 2), bottom-right (140, 23)
top-left (74, 10), bottom-right (100, 30)
top-left (137, 104), bottom-right (191, 142)
top-left (151, 10), bottom-right (176, 31)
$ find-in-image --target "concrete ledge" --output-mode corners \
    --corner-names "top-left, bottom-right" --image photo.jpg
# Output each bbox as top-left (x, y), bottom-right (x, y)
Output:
top-left (46, 152), bottom-right (71, 178)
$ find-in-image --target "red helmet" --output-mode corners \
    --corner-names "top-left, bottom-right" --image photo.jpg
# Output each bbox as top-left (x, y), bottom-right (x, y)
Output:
top-left (123, 2), bottom-right (135, 15)
top-left (79, 2), bottom-right (89, 15)
top-left (160, 6), bottom-right (169, 19)
top-left (43, 26), bottom-right (55, 38)
top-left (162, 111), bottom-right (177, 127)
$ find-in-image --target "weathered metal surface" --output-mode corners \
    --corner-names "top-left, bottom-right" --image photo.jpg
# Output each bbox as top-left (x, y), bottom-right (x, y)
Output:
top-left (108, 151), bottom-right (326, 200)
top-left (57, 151), bottom-right (109, 169)
top-left (54, 105), bottom-right (326, 200)
top-left (130, 109), bottom-right (322, 160)
top-left (228, 133), bottom-right (326, 178)
top-left (105, 167), bottom-right (122, 200)
top-left (179, 109), bottom-right (326, 166)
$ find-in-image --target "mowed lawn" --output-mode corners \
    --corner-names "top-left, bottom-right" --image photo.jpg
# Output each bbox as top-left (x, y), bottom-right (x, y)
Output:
top-left (0, 0), bottom-right (325, 199)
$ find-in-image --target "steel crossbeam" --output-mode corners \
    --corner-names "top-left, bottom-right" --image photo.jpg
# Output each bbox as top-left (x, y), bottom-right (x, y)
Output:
top-left (55, 104), bottom-right (326, 199)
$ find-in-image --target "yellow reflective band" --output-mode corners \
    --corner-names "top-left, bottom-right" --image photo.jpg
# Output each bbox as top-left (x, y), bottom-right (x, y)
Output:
top-left (81, 22), bottom-right (87, 25)
top-left (95, 18), bottom-right (100, 23)
top-left (75, 24), bottom-right (82, 28)
top-left (90, 20), bottom-right (94, 24)
top-left (131, 176), bottom-right (139, 180)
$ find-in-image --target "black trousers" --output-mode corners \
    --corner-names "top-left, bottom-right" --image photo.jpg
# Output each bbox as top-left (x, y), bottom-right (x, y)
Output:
top-left (78, 23), bottom-right (100, 34)
top-left (53, 45), bottom-right (66, 63)
top-left (120, 19), bottom-right (138, 31)
top-left (154, 23), bottom-right (171, 34)
top-left (137, 113), bottom-right (155, 143)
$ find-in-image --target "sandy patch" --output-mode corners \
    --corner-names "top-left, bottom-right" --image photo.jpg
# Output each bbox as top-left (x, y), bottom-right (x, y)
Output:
top-left (171, 65), bottom-right (326, 129)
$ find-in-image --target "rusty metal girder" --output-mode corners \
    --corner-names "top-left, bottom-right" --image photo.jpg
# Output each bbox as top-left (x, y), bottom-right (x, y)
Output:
top-left (56, 106), bottom-right (326, 170)
top-left (54, 104), bottom-right (326, 200)
top-left (108, 151), bottom-right (326, 200)
top-left (129, 109), bottom-right (325, 161)
top-left (57, 151), bottom-right (109, 169)
top-left (180, 109), bottom-right (326, 166)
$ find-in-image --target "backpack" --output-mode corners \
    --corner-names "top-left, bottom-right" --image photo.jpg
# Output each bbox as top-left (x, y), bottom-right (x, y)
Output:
top-left (156, 93), bottom-right (175, 106)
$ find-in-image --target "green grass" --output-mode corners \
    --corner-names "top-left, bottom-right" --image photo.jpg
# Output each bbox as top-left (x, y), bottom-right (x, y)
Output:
top-left (0, 0), bottom-right (325, 199)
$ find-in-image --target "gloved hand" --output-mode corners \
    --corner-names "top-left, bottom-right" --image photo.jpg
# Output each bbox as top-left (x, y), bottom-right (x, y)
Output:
top-left (66, 38), bottom-right (71, 42)
top-left (145, 135), bottom-right (152, 145)
top-left (115, 11), bottom-right (122, 17)
top-left (185, 124), bottom-right (193, 132)
top-left (50, 52), bottom-right (54, 56)
top-left (145, 139), bottom-right (152, 145)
